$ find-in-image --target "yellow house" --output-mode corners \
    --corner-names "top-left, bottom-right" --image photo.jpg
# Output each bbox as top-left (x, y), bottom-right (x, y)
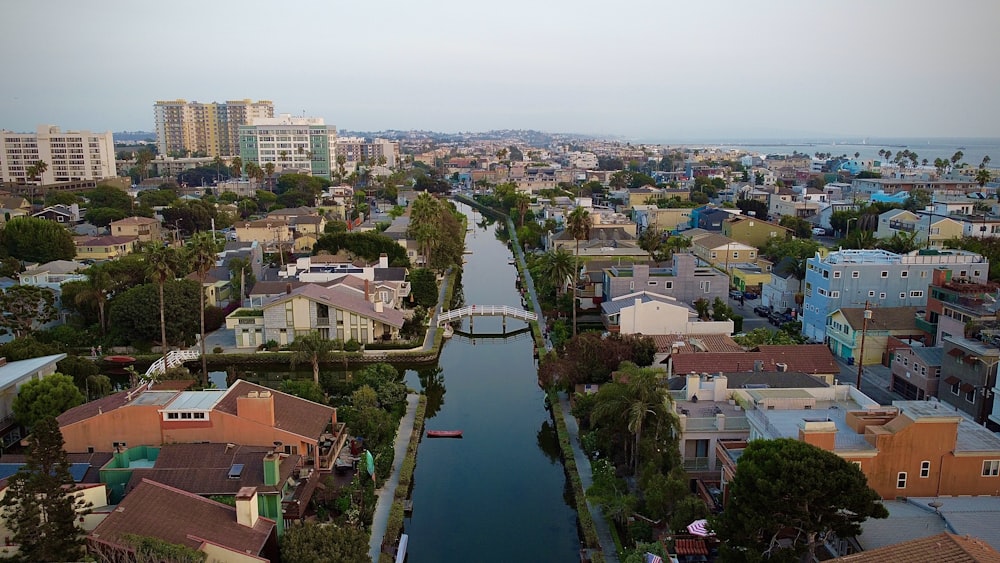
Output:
top-left (234, 219), bottom-right (292, 249)
top-left (633, 206), bottom-right (693, 234)
top-left (691, 233), bottom-right (758, 270)
top-left (722, 216), bottom-right (792, 248)
top-left (732, 260), bottom-right (773, 294)
top-left (109, 216), bottom-right (163, 244)
top-left (293, 234), bottom-right (319, 253)
top-left (75, 235), bottom-right (137, 260)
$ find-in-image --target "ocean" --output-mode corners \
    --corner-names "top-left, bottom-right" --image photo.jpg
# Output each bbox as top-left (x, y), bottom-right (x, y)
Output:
top-left (664, 137), bottom-right (1000, 168)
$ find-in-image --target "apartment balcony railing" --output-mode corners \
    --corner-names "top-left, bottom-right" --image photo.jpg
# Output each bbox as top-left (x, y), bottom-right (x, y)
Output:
top-left (682, 457), bottom-right (721, 472)
top-left (915, 315), bottom-right (937, 334)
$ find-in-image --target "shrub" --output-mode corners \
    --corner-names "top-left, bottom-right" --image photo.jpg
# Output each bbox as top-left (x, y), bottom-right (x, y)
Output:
top-left (213, 346), bottom-right (224, 354)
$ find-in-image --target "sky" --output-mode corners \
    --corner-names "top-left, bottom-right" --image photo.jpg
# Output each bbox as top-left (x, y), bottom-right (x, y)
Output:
top-left (2, 0), bottom-right (999, 142)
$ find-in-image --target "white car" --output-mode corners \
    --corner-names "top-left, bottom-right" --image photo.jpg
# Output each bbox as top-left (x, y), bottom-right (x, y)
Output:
top-left (811, 227), bottom-right (826, 236)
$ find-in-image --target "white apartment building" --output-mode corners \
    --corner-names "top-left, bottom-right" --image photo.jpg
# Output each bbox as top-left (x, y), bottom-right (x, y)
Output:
top-left (154, 99), bottom-right (273, 157)
top-left (334, 137), bottom-right (398, 173)
top-left (238, 115), bottom-right (337, 179)
top-left (0, 126), bottom-right (115, 184)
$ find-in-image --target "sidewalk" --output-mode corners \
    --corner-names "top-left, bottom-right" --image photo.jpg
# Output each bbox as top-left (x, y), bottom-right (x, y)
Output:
top-left (368, 393), bottom-right (419, 562)
top-left (559, 392), bottom-right (620, 563)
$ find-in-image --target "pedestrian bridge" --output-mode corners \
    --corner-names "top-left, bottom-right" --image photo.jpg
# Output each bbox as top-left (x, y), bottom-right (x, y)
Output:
top-left (437, 305), bottom-right (537, 328)
top-left (143, 349), bottom-right (201, 381)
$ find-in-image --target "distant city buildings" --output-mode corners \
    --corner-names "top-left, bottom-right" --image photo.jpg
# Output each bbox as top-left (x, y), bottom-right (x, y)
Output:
top-left (153, 99), bottom-right (274, 157)
top-left (0, 126), bottom-right (116, 184)
top-left (335, 136), bottom-right (398, 172)
top-left (238, 115), bottom-right (337, 179)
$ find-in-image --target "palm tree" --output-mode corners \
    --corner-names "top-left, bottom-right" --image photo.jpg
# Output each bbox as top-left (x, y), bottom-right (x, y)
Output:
top-left (566, 207), bottom-right (592, 337)
top-left (231, 156), bottom-right (243, 178)
top-left (514, 193), bottom-right (531, 227)
top-left (144, 243), bottom-right (179, 355)
top-left (539, 248), bottom-right (575, 299)
top-left (409, 193), bottom-right (440, 269)
top-left (590, 364), bottom-right (671, 475)
top-left (263, 162), bottom-right (276, 191)
top-left (290, 331), bottom-right (336, 386)
top-left (188, 235), bottom-right (217, 386)
top-left (25, 160), bottom-right (48, 184)
top-left (75, 265), bottom-right (112, 335)
top-left (976, 168), bottom-right (992, 188)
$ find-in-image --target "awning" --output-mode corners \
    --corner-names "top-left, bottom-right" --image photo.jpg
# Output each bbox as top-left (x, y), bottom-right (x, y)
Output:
top-left (961, 383), bottom-right (975, 393)
top-left (675, 538), bottom-right (709, 555)
top-left (686, 519), bottom-right (712, 537)
top-left (944, 376), bottom-right (960, 385)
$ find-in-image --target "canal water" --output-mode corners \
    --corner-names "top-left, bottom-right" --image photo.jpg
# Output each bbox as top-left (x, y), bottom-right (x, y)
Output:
top-left (402, 203), bottom-right (580, 562)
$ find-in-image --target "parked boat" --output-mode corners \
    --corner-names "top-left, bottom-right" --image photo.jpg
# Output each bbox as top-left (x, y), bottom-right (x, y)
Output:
top-left (543, 395), bottom-right (552, 410)
top-left (103, 355), bottom-right (136, 364)
top-left (442, 325), bottom-right (454, 339)
top-left (426, 430), bottom-right (463, 438)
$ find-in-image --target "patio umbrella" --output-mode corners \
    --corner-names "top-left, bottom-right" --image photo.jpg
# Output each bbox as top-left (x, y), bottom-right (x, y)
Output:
top-left (686, 518), bottom-right (711, 536)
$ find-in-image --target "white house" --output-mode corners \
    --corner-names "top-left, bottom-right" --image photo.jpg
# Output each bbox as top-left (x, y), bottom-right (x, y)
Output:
top-left (600, 291), bottom-right (734, 336)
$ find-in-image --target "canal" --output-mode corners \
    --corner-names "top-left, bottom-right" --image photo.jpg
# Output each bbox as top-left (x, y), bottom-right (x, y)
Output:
top-left (401, 203), bottom-right (580, 562)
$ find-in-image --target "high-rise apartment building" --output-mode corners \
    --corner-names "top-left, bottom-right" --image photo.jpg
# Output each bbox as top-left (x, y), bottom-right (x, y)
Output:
top-left (153, 99), bottom-right (273, 157)
top-left (0, 125), bottom-right (116, 184)
top-left (239, 115), bottom-right (337, 179)
top-left (334, 137), bottom-right (399, 173)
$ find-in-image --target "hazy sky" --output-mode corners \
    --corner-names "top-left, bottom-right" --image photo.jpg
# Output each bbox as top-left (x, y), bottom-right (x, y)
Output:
top-left (3, 0), bottom-right (998, 141)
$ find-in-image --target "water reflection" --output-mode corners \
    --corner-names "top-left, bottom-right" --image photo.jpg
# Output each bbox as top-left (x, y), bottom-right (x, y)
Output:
top-left (416, 366), bottom-right (446, 419)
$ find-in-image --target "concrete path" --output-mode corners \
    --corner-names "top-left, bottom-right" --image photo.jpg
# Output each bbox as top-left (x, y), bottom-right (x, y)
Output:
top-left (559, 392), bottom-right (620, 563)
top-left (368, 393), bottom-right (419, 562)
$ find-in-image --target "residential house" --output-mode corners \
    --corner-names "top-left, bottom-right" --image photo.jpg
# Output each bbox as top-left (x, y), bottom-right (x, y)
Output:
top-left (721, 215), bottom-right (792, 248)
top-left (831, 532), bottom-right (1000, 562)
top-left (600, 291), bottom-right (734, 336)
top-left (234, 219), bottom-right (292, 250)
top-left (668, 344), bottom-right (841, 383)
top-left (801, 248), bottom-right (988, 343)
top-left (265, 207), bottom-right (326, 237)
top-left (939, 335), bottom-right (998, 427)
top-left (761, 257), bottom-right (803, 312)
top-left (109, 216), bottom-right (163, 244)
top-left (719, 399), bottom-right (1000, 501)
top-left (57, 380), bottom-right (346, 471)
top-left (875, 209), bottom-right (963, 248)
top-left (381, 215), bottom-right (424, 266)
top-left (0, 207), bottom-right (28, 226)
top-left (889, 346), bottom-right (943, 400)
top-left (730, 261), bottom-right (771, 295)
top-left (826, 306), bottom-right (920, 366)
top-left (650, 333), bottom-right (743, 366)
top-left (602, 253), bottom-right (728, 306)
top-left (87, 479), bottom-right (278, 562)
top-left (919, 268), bottom-right (1000, 346)
top-left (689, 233), bottom-right (757, 271)
top-left (74, 235), bottom-right (138, 261)
top-left (547, 225), bottom-right (645, 258)
top-left (0, 195), bottom-right (30, 213)
top-left (17, 260), bottom-right (87, 290)
top-left (695, 207), bottom-right (735, 231)
top-left (851, 178), bottom-right (977, 198)
top-left (632, 206), bottom-right (692, 234)
top-left (32, 203), bottom-right (81, 224)
top-left (0, 353), bottom-right (66, 447)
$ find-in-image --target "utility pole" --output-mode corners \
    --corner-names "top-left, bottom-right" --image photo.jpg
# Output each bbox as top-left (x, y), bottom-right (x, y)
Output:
top-left (856, 301), bottom-right (872, 389)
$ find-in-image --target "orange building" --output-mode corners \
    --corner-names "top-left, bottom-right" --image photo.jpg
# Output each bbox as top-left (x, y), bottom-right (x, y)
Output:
top-left (57, 380), bottom-right (346, 470)
top-left (719, 399), bottom-right (1000, 500)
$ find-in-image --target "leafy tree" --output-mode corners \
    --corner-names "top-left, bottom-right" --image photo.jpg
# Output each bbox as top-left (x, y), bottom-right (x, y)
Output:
top-left (0, 336), bottom-right (61, 362)
top-left (86, 184), bottom-right (133, 211)
top-left (44, 191), bottom-right (82, 206)
top-left (56, 355), bottom-right (99, 391)
top-left (877, 231), bottom-right (919, 254)
top-left (903, 187), bottom-right (932, 211)
top-left (408, 268), bottom-right (438, 308)
top-left (733, 327), bottom-right (803, 347)
top-left (354, 363), bottom-right (406, 410)
top-left (590, 363), bottom-right (672, 475)
top-left (289, 331), bottom-right (337, 386)
top-left (107, 280), bottom-right (201, 348)
top-left (74, 264), bottom-right (113, 335)
top-left (778, 215), bottom-right (812, 239)
top-left (713, 438), bottom-right (887, 562)
top-left (0, 285), bottom-right (57, 338)
top-left (227, 256), bottom-right (255, 304)
top-left (144, 243), bottom-right (180, 352)
top-left (735, 198), bottom-right (769, 221)
top-left (1, 216), bottom-right (76, 263)
top-left (137, 187), bottom-right (178, 208)
top-left (0, 417), bottom-right (90, 562)
top-left (12, 373), bottom-right (85, 428)
top-left (312, 231), bottom-right (409, 266)
top-left (280, 522), bottom-right (371, 563)
top-left (566, 207), bottom-right (592, 336)
top-left (280, 379), bottom-right (327, 404)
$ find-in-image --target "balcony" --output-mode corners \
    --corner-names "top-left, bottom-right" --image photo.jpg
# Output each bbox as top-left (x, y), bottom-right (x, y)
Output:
top-left (915, 315), bottom-right (937, 334)
top-left (889, 220), bottom-right (917, 232)
top-left (682, 457), bottom-right (720, 472)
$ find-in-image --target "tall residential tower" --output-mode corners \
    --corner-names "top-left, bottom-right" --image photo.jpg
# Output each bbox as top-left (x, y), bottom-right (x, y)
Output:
top-left (238, 115), bottom-right (337, 179)
top-left (153, 99), bottom-right (274, 157)
top-left (0, 125), bottom-right (116, 184)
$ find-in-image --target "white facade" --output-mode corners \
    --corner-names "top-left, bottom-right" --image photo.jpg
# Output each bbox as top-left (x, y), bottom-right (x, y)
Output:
top-left (0, 126), bottom-right (115, 184)
top-left (334, 137), bottom-right (398, 171)
top-left (239, 115), bottom-right (337, 179)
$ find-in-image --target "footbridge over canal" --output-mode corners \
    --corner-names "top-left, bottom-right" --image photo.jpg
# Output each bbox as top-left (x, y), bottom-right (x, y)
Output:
top-left (437, 305), bottom-right (537, 332)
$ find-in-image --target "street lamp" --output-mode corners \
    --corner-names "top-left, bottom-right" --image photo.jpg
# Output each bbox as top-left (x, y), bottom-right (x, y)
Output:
top-left (845, 217), bottom-right (859, 240)
top-left (856, 302), bottom-right (872, 389)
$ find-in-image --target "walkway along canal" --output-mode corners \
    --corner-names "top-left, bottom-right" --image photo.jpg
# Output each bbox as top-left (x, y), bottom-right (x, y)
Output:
top-left (401, 202), bottom-right (581, 562)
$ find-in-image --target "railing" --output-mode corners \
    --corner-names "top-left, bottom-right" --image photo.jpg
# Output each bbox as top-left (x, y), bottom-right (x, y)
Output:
top-left (682, 457), bottom-right (720, 472)
top-left (437, 305), bottom-right (537, 326)
top-left (143, 349), bottom-right (201, 380)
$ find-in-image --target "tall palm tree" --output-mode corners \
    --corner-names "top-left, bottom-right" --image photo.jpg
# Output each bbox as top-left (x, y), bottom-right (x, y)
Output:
top-left (539, 248), bottom-right (575, 298)
top-left (590, 364), bottom-right (671, 475)
top-left (566, 207), bottom-right (592, 337)
top-left (976, 168), bottom-right (992, 188)
top-left (230, 156), bottom-right (243, 178)
top-left (25, 160), bottom-right (48, 184)
top-left (75, 265), bottom-right (112, 336)
top-left (144, 243), bottom-right (179, 355)
top-left (290, 331), bottom-right (337, 386)
top-left (263, 162), bottom-right (276, 191)
top-left (514, 193), bottom-right (531, 227)
top-left (409, 193), bottom-right (440, 269)
top-left (188, 235), bottom-right (217, 386)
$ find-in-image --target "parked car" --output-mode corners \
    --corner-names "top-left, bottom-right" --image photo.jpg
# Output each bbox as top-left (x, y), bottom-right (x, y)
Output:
top-left (754, 305), bottom-right (772, 317)
top-left (729, 289), bottom-right (743, 300)
top-left (769, 309), bottom-right (794, 326)
top-left (743, 290), bottom-right (759, 300)
top-left (811, 227), bottom-right (826, 236)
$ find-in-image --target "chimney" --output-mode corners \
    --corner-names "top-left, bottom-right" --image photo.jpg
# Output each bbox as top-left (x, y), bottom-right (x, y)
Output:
top-left (379, 253), bottom-right (388, 269)
top-left (235, 487), bottom-right (259, 528)
top-left (285, 283), bottom-right (292, 295)
top-left (237, 390), bottom-right (275, 426)
top-left (374, 298), bottom-right (383, 313)
top-left (263, 452), bottom-right (281, 486)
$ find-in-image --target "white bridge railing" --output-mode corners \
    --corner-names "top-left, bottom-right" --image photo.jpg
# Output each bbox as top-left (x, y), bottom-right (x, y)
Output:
top-left (437, 305), bottom-right (537, 326)
top-left (143, 349), bottom-right (201, 380)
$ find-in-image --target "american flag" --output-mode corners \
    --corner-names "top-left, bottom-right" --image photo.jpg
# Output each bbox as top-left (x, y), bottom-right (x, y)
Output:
top-left (644, 553), bottom-right (663, 563)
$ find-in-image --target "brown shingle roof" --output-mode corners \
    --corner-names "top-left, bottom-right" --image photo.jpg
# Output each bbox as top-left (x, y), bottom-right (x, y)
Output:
top-left (124, 444), bottom-right (299, 496)
top-left (214, 380), bottom-right (334, 441)
top-left (833, 532), bottom-right (1000, 562)
top-left (652, 334), bottom-right (744, 354)
top-left (671, 344), bottom-right (839, 375)
top-left (266, 284), bottom-right (405, 328)
top-left (57, 389), bottom-right (137, 427)
top-left (840, 307), bottom-right (919, 331)
top-left (89, 479), bottom-right (274, 556)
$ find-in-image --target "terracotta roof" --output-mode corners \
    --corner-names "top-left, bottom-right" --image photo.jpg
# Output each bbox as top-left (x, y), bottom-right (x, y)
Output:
top-left (833, 532), bottom-right (1000, 562)
top-left (89, 479), bottom-right (274, 556)
top-left (214, 380), bottom-right (334, 441)
top-left (125, 444), bottom-right (299, 496)
top-left (652, 334), bottom-right (744, 354)
top-left (840, 307), bottom-right (919, 331)
top-left (671, 345), bottom-right (839, 375)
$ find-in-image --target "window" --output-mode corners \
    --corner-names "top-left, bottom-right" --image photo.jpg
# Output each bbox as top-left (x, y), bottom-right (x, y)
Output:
top-left (833, 271), bottom-right (841, 278)
top-left (166, 413), bottom-right (179, 420)
top-left (879, 292), bottom-right (886, 299)
top-left (830, 291), bottom-right (840, 298)
top-left (733, 251), bottom-right (739, 259)
top-left (711, 252), bottom-right (717, 259)
top-left (920, 461), bottom-right (930, 478)
top-left (665, 281), bottom-right (673, 289)
top-left (983, 460), bottom-right (1000, 476)
top-left (952, 382), bottom-right (960, 395)
top-left (910, 290), bottom-right (924, 298)
top-left (901, 271), bottom-right (908, 278)
top-left (900, 292), bottom-right (906, 299)
top-left (852, 271), bottom-right (860, 278)
top-left (966, 389), bottom-right (976, 403)
top-left (823, 270), bottom-right (829, 279)
top-left (881, 271), bottom-right (888, 278)
top-left (869, 290), bottom-right (876, 297)
top-left (975, 270), bottom-right (982, 277)
top-left (897, 472), bottom-right (907, 488)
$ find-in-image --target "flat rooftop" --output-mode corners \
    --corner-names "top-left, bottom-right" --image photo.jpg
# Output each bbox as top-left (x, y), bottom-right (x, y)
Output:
top-left (748, 399), bottom-right (874, 451)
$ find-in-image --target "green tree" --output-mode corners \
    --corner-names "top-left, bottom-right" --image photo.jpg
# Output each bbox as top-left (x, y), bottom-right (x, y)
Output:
top-left (144, 243), bottom-right (180, 353)
top-left (976, 168), bottom-right (992, 188)
top-left (408, 268), bottom-right (438, 308)
top-left (280, 522), bottom-right (371, 563)
top-left (0, 417), bottom-right (89, 562)
top-left (538, 247), bottom-right (575, 298)
top-left (290, 331), bottom-right (337, 386)
top-left (25, 160), bottom-right (48, 183)
top-left (590, 363), bottom-right (672, 475)
top-left (75, 264), bottom-right (113, 335)
top-left (0, 285), bottom-right (58, 338)
top-left (279, 379), bottom-right (326, 404)
top-left (903, 187), bottom-right (932, 211)
top-left (108, 280), bottom-right (201, 348)
top-left (227, 256), bottom-right (255, 304)
top-left (878, 230), bottom-right (919, 254)
top-left (187, 235), bottom-right (217, 386)
top-left (713, 438), bottom-right (887, 562)
top-left (230, 156), bottom-right (243, 178)
top-left (566, 206), bottom-right (592, 337)
top-left (778, 215), bottom-right (812, 239)
top-left (12, 374), bottom-right (85, 428)
top-left (1, 216), bottom-right (76, 263)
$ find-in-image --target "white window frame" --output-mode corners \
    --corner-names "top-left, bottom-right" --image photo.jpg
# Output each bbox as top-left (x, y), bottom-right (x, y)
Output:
top-left (852, 271), bottom-right (860, 278)
top-left (910, 290), bottom-right (924, 298)
top-left (920, 461), bottom-right (930, 478)
top-left (897, 472), bottom-right (907, 489)
top-left (984, 460), bottom-right (1000, 476)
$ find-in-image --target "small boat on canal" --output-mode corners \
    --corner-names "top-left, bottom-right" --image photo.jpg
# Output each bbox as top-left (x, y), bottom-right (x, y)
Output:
top-left (426, 430), bottom-right (463, 438)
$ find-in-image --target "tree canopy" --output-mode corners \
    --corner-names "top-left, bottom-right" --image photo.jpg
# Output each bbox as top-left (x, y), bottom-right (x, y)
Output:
top-left (12, 373), bottom-right (85, 428)
top-left (280, 522), bottom-right (371, 563)
top-left (1, 216), bottom-right (76, 263)
top-left (107, 279), bottom-right (202, 348)
top-left (312, 231), bottom-right (409, 267)
top-left (408, 267), bottom-right (438, 308)
top-left (0, 285), bottom-right (58, 338)
top-left (713, 438), bottom-right (887, 562)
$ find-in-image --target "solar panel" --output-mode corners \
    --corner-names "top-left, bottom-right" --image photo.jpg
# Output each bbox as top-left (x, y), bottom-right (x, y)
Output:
top-left (228, 463), bottom-right (244, 479)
